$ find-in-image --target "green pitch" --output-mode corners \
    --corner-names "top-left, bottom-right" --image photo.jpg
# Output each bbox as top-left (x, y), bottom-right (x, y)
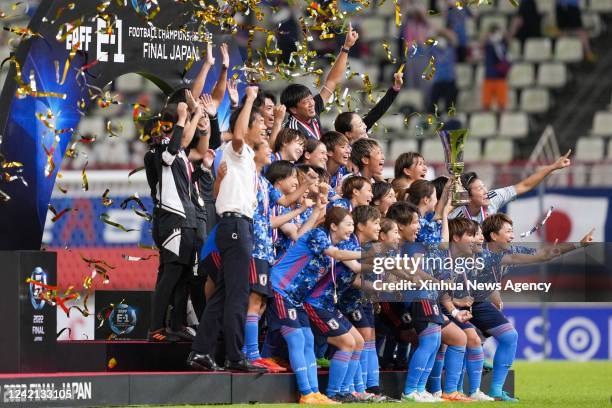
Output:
top-left (142, 361), bottom-right (612, 408)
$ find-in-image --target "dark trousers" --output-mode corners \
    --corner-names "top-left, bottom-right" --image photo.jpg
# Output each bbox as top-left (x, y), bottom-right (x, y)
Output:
top-left (151, 262), bottom-right (190, 330)
top-left (192, 217), bottom-right (253, 362)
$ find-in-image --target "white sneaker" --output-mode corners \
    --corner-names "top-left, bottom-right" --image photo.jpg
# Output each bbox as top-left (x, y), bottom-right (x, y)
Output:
top-left (470, 389), bottom-right (495, 401)
top-left (418, 391), bottom-right (440, 402)
top-left (401, 391), bottom-right (435, 403)
top-left (432, 391), bottom-right (442, 399)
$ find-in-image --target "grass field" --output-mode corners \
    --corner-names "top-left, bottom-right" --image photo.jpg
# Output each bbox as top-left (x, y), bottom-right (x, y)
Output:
top-left (143, 361), bottom-right (612, 408)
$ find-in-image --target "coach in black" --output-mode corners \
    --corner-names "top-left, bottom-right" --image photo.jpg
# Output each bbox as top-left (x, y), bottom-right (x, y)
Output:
top-left (188, 86), bottom-right (267, 372)
top-left (145, 99), bottom-right (204, 342)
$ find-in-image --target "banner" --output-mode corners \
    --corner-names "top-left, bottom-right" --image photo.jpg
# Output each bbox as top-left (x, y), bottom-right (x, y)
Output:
top-left (507, 189), bottom-right (612, 242)
top-left (503, 304), bottom-right (612, 361)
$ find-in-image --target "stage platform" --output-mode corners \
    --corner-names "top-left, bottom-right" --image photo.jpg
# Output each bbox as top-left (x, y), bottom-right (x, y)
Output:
top-left (2, 340), bottom-right (515, 406)
top-left (0, 369), bottom-right (515, 406)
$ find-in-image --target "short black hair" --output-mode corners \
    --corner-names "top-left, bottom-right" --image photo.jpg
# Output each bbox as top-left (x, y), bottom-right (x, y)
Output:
top-left (229, 105), bottom-right (262, 133)
top-left (273, 128), bottom-right (306, 153)
top-left (334, 111), bottom-right (357, 134)
top-left (265, 160), bottom-right (296, 185)
top-left (352, 205), bottom-right (381, 227)
top-left (431, 176), bottom-right (449, 201)
top-left (386, 202), bottom-right (419, 226)
top-left (263, 91), bottom-right (276, 104)
top-left (166, 87), bottom-right (189, 107)
top-left (394, 152), bottom-right (424, 179)
top-left (350, 138), bottom-right (381, 170)
top-left (295, 163), bottom-right (327, 181)
top-left (341, 175), bottom-right (371, 199)
top-left (460, 171), bottom-right (479, 193)
top-left (321, 130), bottom-right (349, 152)
top-left (372, 181), bottom-right (393, 204)
top-left (280, 84), bottom-right (312, 109)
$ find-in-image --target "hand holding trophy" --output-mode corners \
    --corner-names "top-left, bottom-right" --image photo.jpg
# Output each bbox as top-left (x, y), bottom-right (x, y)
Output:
top-left (438, 129), bottom-right (470, 206)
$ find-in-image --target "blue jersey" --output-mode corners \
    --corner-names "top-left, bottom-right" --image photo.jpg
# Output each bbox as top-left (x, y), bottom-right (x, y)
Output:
top-left (329, 166), bottom-right (351, 200)
top-left (271, 227), bottom-right (334, 304)
top-left (252, 175), bottom-right (282, 263)
top-left (306, 235), bottom-right (359, 311)
top-left (273, 204), bottom-right (313, 262)
top-left (400, 241), bottom-right (434, 301)
top-left (329, 198), bottom-right (353, 211)
top-left (416, 212), bottom-right (442, 244)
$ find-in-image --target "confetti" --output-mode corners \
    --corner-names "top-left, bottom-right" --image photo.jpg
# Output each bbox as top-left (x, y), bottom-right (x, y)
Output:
top-left (100, 213), bottom-right (137, 232)
top-left (448, 101), bottom-right (456, 117)
top-left (102, 189), bottom-right (113, 206)
top-left (81, 161), bottom-right (89, 191)
top-left (48, 204), bottom-right (77, 222)
top-left (393, 0), bottom-right (401, 26)
top-left (382, 41), bottom-right (397, 64)
top-left (421, 56), bottom-right (436, 80)
top-left (128, 166), bottom-right (145, 181)
top-left (108, 358), bottom-right (117, 369)
top-left (58, 40), bottom-right (80, 85)
top-left (122, 254), bottom-right (157, 261)
top-left (520, 206), bottom-right (554, 238)
top-left (106, 120), bottom-right (123, 137)
top-left (57, 327), bottom-right (72, 339)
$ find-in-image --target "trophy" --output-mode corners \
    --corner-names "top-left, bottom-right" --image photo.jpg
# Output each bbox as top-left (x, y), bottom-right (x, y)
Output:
top-left (438, 129), bottom-right (470, 206)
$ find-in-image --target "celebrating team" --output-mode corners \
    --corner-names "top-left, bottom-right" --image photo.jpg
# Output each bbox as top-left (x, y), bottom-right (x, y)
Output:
top-left (143, 26), bottom-right (594, 404)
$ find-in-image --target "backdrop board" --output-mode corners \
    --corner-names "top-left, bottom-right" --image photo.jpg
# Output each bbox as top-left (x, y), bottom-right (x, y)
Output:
top-left (0, 0), bottom-right (243, 250)
top-left (0, 251), bottom-right (57, 373)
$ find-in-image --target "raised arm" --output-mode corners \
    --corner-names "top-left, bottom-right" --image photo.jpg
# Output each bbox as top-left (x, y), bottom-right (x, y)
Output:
top-left (319, 23), bottom-right (359, 102)
top-left (232, 85), bottom-right (259, 152)
top-left (362, 72), bottom-right (403, 130)
top-left (277, 168), bottom-right (318, 207)
top-left (191, 41), bottom-right (214, 97)
top-left (211, 43), bottom-right (229, 107)
top-left (514, 150), bottom-right (571, 195)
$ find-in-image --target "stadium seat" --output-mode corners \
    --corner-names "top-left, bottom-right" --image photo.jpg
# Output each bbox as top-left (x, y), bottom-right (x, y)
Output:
top-left (582, 12), bottom-right (603, 38)
top-left (554, 38), bottom-right (583, 63)
top-left (463, 139), bottom-right (482, 161)
top-left (378, 114), bottom-right (406, 133)
top-left (508, 62), bottom-right (535, 88)
top-left (458, 89), bottom-right (481, 112)
top-left (520, 88), bottom-right (550, 113)
top-left (535, 0), bottom-right (555, 13)
top-left (78, 117), bottom-right (105, 138)
top-left (115, 73), bottom-right (144, 93)
top-left (498, 0), bottom-right (519, 14)
top-left (590, 163), bottom-right (612, 186)
top-left (422, 139), bottom-right (446, 163)
top-left (360, 17), bottom-right (387, 41)
top-left (499, 112), bottom-right (529, 138)
top-left (509, 39), bottom-right (522, 60)
top-left (589, 0), bottom-right (612, 12)
top-left (607, 139), bottom-right (612, 159)
top-left (507, 89), bottom-right (518, 111)
top-left (483, 139), bottom-right (514, 162)
top-left (455, 64), bottom-right (473, 89)
top-left (575, 137), bottom-right (605, 161)
top-left (474, 64), bottom-right (484, 85)
top-left (524, 38), bottom-right (552, 62)
top-left (396, 89), bottom-right (424, 111)
top-left (591, 111), bottom-right (612, 137)
top-left (479, 15), bottom-right (507, 34)
top-left (389, 138), bottom-right (418, 157)
top-left (468, 112), bottom-right (498, 138)
top-left (537, 62), bottom-right (568, 88)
